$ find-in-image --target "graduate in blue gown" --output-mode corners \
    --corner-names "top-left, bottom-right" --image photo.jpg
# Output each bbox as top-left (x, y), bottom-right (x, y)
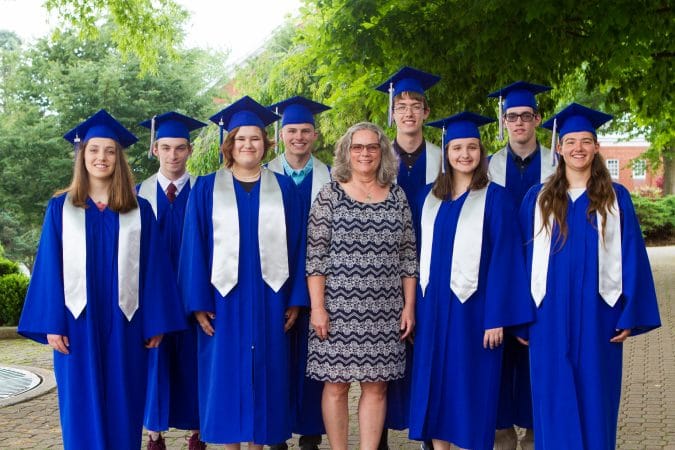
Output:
top-left (18, 109), bottom-right (187, 450)
top-left (374, 68), bottom-right (442, 446)
top-left (137, 112), bottom-right (208, 450)
top-left (485, 81), bottom-right (554, 449)
top-left (178, 96), bottom-right (309, 449)
top-left (409, 112), bottom-right (534, 450)
top-left (520, 103), bottom-right (661, 450)
top-left (266, 96), bottom-right (331, 450)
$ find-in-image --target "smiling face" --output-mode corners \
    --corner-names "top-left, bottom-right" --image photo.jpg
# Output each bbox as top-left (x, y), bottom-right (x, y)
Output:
top-left (231, 125), bottom-right (265, 171)
top-left (349, 129), bottom-right (382, 178)
top-left (447, 137), bottom-right (481, 176)
top-left (392, 92), bottom-right (430, 136)
top-left (504, 106), bottom-right (541, 148)
top-left (153, 137), bottom-right (192, 180)
top-left (558, 131), bottom-right (599, 175)
top-left (84, 137), bottom-right (117, 182)
top-left (280, 123), bottom-right (318, 159)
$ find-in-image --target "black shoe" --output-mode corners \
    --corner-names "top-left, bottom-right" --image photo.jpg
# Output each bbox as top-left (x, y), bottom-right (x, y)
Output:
top-left (269, 444), bottom-right (288, 450)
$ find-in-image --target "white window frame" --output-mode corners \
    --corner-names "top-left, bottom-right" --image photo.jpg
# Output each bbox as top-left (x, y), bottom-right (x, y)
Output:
top-left (632, 159), bottom-right (646, 180)
top-left (606, 159), bottom-right (620, 179)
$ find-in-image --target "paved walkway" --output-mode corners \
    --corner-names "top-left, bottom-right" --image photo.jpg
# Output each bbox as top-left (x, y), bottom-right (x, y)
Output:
top-left (0, 247), bottom-right (673, 449)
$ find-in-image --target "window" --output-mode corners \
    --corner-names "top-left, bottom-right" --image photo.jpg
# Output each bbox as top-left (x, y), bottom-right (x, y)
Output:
top-left (632, 159), bottom-right (646, 180)
top-left (606, 159), bottom-right (619, 179)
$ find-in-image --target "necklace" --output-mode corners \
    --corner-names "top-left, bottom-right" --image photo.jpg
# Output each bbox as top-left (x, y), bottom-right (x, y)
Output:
top-left (232, 167), bottom-right (261, 182)
top-left (353, 180), bottom-right (376, 202)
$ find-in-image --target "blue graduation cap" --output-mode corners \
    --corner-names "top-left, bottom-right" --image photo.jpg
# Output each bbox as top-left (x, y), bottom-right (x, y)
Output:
top-left (63, 109), bottom-right (138, 152)
top-left (268, 96), bottom-right (331, 127)
top-left (487, 81), bottom-right (551, 140)
top-left (426, 112), bottom-right (495, 173)
top-left (375, 66), bottom-right (441, 126)
top-left (140, 111), bottom-right (207, 157)
top-left (209, 96), bottom-right (280, 146)
top-left (542, 103), bottom-right (612, 152)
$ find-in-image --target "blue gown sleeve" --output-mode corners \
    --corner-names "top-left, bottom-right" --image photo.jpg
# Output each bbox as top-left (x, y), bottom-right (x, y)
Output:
top-left (178, 175), bottom-right (216, 314)
top-left (279, 174), bottom-right (310, 308)
top-left (613, 184), bottom-right (661, 335)
top-left (138, 198), bottom-right (188, 340)
top-left (18, 196), bottom-right (68, 344)
top-left (483, 185), bottom-right (534, 330)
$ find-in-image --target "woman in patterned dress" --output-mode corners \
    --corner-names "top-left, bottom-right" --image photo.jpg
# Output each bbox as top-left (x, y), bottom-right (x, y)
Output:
top-left (305, 122), bottom-right (418, 450)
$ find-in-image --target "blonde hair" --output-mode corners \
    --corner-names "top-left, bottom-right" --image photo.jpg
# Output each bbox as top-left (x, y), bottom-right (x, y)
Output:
top-left (331, 122), bottom-right (399, 185)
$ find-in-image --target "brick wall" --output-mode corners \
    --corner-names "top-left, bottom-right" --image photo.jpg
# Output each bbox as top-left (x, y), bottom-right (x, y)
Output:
top-left (598, 136), bottom-right (662, 193)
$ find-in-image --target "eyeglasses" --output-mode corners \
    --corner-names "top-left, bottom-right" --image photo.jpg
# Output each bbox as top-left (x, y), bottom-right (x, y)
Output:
top-left (504, 112), bottom-right (536, 122)
top-left (393, 104), bottom-right (425, 114)
top-left (350, 143), bottom-right (381, 153)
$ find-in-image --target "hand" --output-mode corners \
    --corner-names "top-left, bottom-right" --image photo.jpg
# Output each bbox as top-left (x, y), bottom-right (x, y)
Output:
top-left (145, 334), bottom-right (163, 348)
top-left (47, 334), bottom-right (70, 354)
top-left (516, 337), bottom-right (529, 346)
top-left (195, 311), bottom-right (216, 336)
top-left (483, 327), bottom-right (504, 349)
top-left (610, 328), bottom-right (631, 343)
top-left (400, 306), bottom-right (415, 342)
top-left (284, 306), bottom-right (300, 332)
top-left (311, 307), bottom-right (330, 340)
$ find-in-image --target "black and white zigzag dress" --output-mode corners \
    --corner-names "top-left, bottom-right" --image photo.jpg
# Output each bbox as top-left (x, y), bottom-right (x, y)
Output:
top-left (306, 181), bottom-right (418, 382)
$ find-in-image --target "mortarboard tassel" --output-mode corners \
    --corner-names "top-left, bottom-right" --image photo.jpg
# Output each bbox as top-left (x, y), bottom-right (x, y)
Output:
top-left (148, 115), bottom-right (156, 158)
top-left (218, 117), bottom-right (224, 165)
top-left (441, 125), bottom-right (446, 174)
top-left (274, 107), bottom-right (280, 154)
top-left (550, 118), bottom-right (557, 167)
top-left (73, 133), bottom-right (81, 157)
top-left (387, 82), bottom-right (393, 127)
top-left (498, 95), bottom-right (504, 141)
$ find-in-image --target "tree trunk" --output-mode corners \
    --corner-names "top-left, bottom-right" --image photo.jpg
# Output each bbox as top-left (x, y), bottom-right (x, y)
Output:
top-left (662, 148), bottom-right (674, 195)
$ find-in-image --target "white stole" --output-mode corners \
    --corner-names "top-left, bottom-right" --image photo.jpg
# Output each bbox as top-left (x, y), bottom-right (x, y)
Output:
top-left (531, 190), bottom-right (622, 307)
top-left (267, 155), bottom-right (331, 204)
top-left (138, 173), bottom-right (197, 218)
top-left (419, 185), bottom-right (489, 302)
top-left (425, 141), bottom-right (441, 184)
top-left (62, 193), bottom-right (141, 320)
top-left (488, 145), bottom-right (555, 187)
top-left (210, 167), bottom-right (289, 297)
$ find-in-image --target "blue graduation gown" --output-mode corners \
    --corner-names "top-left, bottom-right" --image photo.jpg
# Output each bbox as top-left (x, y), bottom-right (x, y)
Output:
top-left (288, 170), bottom-right (327, 436)
top-left (178, 172), bottom-right (309, 445)
top-left (520, 183), bottom-right (661, 450)
top-left (409, 184), bottom-right (534, 450)
top-left (397, 146), bottom-right (431, 214)
top-left (18, 195), bottom-right (187, 450)
top-left (137, 180), bottom-right (201, 431)
top-left (491, 148), bottom-right (544, 429)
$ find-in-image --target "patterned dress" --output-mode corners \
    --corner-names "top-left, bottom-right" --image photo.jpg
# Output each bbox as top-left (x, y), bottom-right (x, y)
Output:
top-left (306, 181), bottom-right (418, 382)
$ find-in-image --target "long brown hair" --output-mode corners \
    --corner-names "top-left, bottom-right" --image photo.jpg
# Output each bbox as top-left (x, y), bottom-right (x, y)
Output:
top-left (538, 151), bottom-right (616, 248)
top-left (56, 139), bottom-right (138, 213)
top-left (220, 126), bottom-right (273, 168)
top-left (432, 141), bottom-right (489, 200)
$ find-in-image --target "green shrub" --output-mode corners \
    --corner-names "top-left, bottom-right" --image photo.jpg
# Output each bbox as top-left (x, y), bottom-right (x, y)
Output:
top-left (0, 257), bottom-right (19, 277)
top-left (631, 194), bottom-right (675, 240)
top-left (0, 273), bottom-right (29, 326)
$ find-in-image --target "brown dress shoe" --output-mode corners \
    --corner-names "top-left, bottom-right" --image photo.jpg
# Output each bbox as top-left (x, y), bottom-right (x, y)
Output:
top-left (147, 434), bottom-right (167, 450)
top-left (188, 432), bottom-right (207, 450)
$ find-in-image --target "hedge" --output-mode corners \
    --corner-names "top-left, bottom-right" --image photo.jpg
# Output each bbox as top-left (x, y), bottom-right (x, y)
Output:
top-left (631, 194), bottom-right (675, 241)
top-left (0, 273), bottom-right (29, 326)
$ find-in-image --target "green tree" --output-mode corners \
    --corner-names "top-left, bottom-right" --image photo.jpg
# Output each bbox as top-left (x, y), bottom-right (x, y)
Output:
top-left (44, 0), bottom-right (187, 75)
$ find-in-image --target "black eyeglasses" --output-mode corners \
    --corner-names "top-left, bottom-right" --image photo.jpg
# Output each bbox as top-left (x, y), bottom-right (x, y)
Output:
top-left (393, 104), bottom-right (425, 114)
top-left (504, 112), bottom-right (536, 122)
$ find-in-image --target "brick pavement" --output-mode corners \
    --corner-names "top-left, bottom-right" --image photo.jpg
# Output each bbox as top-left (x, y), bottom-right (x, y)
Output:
top-left (0, 247), bottom-right (673, 449)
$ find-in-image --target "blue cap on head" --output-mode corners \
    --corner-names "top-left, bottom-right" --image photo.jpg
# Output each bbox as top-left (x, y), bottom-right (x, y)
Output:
top-left (427, 111), bottom-right (495, 143)
top-left (487, 81), bottom-right (551, 111)
top-left (63, 109), bottom-right (138, 149)
top-left (542, 103), bottom-right (612, 139)
top-left (375, 66), bottom-right (441, 97)
top-left (140, 111), bottom-right (207, 141)
top-left (209, 96), bottom-right (280, 132)
top-left (268, 96), bottom-right (331, 127)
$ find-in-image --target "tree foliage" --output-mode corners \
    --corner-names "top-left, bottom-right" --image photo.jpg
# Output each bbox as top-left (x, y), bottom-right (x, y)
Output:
top-left (44, 0), bottom-right (187, 75)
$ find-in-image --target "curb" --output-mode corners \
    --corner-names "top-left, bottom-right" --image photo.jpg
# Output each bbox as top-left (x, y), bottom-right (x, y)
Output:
top-left (0, 365), bottom-right (57, 408)
top-left (0, 327), bottom-right (19, 340)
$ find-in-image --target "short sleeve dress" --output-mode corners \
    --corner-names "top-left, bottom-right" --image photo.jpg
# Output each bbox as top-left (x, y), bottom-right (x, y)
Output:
top-left (305, 181), bottom-right (418, 382)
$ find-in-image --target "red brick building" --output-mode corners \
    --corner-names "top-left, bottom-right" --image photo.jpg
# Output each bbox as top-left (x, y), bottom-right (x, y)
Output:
top-left (597, 134), bottom-right (662, 193)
